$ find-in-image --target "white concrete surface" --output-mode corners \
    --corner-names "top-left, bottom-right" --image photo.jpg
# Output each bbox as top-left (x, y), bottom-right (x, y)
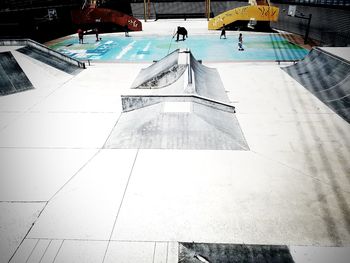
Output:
top-left (319, 47), bottom-right (350, 62)
top-left (0, 46), bottom-right (23, 52)
top-left (0, 149), bottom-right (97, 201)
top-left (54, 240), bottom-right (107, 263)
top-left (0, 112), bottom-right (117, 148)
top-left (290, 246), bottom-right (350, 263)
top-left (0, 203), bottom-right (45, 263)
top-left (27, 150), bottom-right (137, 240)
top-left (104, 241), bottom-right (155, 263)
top-left (1, 19), bottom-right (350, 262)
top-left (10, 238), bottom-right (39, 263)
top-left (111, 150), bottom-right (350, 245)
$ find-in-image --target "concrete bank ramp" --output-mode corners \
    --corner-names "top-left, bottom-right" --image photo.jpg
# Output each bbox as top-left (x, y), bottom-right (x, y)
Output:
top-left (126, 49), bottom-right (232, 111)
top-left (17, 46), bottom-right (82, 75)
top-left (282, 48), bottom-right (350, 123)
top-left (0, 52), bottom-right (34, 96)
top-left (105, 49), bottom-right (248, 150)
top-left (190, 52), bottom-right (230, 103)
top-left (131, 49), bottom-right (187, 89)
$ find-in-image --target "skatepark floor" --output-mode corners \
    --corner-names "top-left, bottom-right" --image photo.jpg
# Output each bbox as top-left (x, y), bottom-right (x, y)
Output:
top-left (1, 19), bottom-right (350, 263)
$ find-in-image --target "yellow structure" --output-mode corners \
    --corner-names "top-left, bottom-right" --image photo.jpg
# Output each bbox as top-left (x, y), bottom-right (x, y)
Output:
top-left (208, 5), bottom-right (279, 30)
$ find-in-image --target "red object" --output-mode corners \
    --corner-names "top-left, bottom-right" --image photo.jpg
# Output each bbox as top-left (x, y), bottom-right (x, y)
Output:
top-left (71, 7), bottom-right (142, 31)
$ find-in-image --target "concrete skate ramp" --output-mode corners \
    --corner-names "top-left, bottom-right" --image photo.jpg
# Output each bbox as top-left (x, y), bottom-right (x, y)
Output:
top-left (0, 52), bottom-right (34, 96)
top-left (17, 46), bottom-right (82, 75)
top-left (130, 49), bottom-right (232, 105)
top-left (104, 101), bottom-right (248, 150)
top-left (105, 50), bottom-right (247, 150)
top-left (283, 48), bottom-right (350, 123)
top-left (131, 50), bottom-right (187, 89)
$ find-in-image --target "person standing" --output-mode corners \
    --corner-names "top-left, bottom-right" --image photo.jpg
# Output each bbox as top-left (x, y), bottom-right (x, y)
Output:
top-left (94, 28), bottom-right (99, 41)
top-left (238, 33), bottom-right (244, 51)
top-left (220, 24), bottom-right (226, 39)
top-left (124, 25), bottom-right (129, 37)
top-left (77, 28), bottom-right (84, 44)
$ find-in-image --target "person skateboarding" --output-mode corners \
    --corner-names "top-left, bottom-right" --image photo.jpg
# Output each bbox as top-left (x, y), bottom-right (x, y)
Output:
top-left (174, 26), bottom-right (188, 41)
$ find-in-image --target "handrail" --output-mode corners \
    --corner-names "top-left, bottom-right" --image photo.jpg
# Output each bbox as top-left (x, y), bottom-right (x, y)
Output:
top-left (0, 38), bottom-right (86, 69)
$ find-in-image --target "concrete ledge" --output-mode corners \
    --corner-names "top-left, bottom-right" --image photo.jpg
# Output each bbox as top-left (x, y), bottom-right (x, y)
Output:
top-left (121, 94), bottom-right (235, 113)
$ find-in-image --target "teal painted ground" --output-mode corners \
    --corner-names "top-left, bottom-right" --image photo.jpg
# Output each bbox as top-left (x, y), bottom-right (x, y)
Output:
top-left (49, 34), bottom-right (308, 62)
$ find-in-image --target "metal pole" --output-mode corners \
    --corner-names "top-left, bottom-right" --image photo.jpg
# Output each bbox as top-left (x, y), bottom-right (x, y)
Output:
top-left (207, 0), bottom-right (211, 20)
top-left (304, 14), bottom-right (312, 44)
top-left (144, 0), bottom-right (147, 22)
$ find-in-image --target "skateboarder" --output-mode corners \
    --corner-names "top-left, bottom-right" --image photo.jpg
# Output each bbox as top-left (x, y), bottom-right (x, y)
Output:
top-left (174, 26), bottom-right (188, 41)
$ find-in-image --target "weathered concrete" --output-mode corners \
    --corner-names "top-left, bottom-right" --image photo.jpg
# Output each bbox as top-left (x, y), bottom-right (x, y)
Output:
top-left (179, 242), bottom-right (294, 263)
top-left (121, 94), bottom-right (235, 113)
top-left (282, 48), bottom-right (350, 123)
top-left (0, 52), bottom-right (34, 95)
top-left (104, 101), bottom-right (247, 150)
top-left (131, 49), bottom-right (186, 89)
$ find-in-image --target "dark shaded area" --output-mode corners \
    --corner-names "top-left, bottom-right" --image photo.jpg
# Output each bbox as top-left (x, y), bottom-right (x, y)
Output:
top-left (270, 3), bottom-right (350, 46)
top-left (0, 0), bottom-right (133, 43)
top-left (271, 0), bottom-right (350, 9)
top-left (155, 12), bottom-right (213, 20)
top-left (0, 7), bottom-right (78, 43)
top-left (179, 242), bottom-right (295, 263)
top-left (282, 48), bottom-right (350, 123)
top-left (17, 46), bottom-right (82, 74)
top-left (0, 52), bottom-right (34, 96)
top-left (101, 0), bottom-right (132, 15)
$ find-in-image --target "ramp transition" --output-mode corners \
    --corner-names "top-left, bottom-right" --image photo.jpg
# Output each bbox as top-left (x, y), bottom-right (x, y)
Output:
top-left (0, 52), bottom-right (34, 96)
top-left (283, 48), bottom-right (350, 123)
top-left (104, 49), bottom-right (248, 150)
